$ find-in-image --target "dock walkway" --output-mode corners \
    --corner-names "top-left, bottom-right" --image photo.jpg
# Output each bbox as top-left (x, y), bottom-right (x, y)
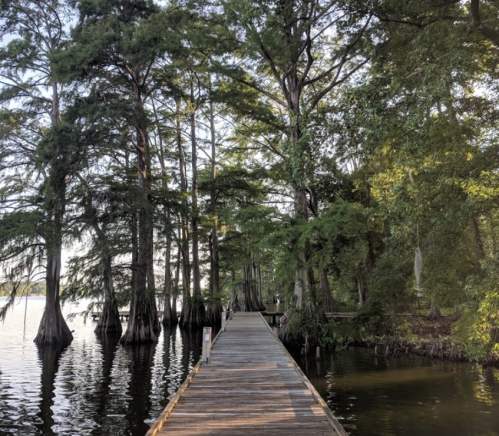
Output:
top-left (146, 312), bottom-right (347, 436)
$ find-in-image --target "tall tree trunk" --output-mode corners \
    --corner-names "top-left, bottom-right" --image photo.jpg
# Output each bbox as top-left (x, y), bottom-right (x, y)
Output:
top-left (78, 193), bottom-right (122, 336)
top-left (293, 186), bottom-right (316, 305)
top-left (184, 77), bottom-right (206, 327)
top-left (152, 99), bottom-right (176, 328)
top-left (171, 248), bottom-right (181, 323)
top-left (229, 270), bottom-right (241, 311)
top-left (242, 259), bottom-right (266, 312)
top-left (280, 105), bottom-right (317, 343)
top-left (320, 267), bottom-right (334, 312)
top-left (121, 80), bottom-right (158, 344)
top-left (176, 99), bottom-right (192, 326)
top-left (367, 232), bottom-right (375, 279)
top-left (34, 82), bottom-right (72, 347)
top-left (95, 251), bottom-right (121, 335)
top-left (130, 210), bottom-right (139, 303)
top-left (357, 277), bottom-right (366, 307)
top-left (34, 245), bottom-right (73, 346)
top-left (162, 227), bottom-right (176, 326)
top-left (366, 183), bottom-right (375, 280)
top-left (470, 217), bottom-right (486, 266)
top-left (206, 95), bottom-right (222, 326)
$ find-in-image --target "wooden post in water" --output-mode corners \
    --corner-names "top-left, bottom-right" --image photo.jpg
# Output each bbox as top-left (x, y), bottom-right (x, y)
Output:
top-left (221, 311), bottom-right (227, 332)
top-left (202, 327), bottom-right (212, 364)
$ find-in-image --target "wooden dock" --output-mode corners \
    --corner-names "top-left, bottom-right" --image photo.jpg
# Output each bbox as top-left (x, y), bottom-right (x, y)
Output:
top-left (146, 312), bottom-right (348, 436)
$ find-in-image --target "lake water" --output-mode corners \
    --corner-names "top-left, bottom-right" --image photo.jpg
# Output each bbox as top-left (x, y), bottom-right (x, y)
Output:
top-left (2, 297), bottom-right (499, 436)
top-left (0, 297), bottom-right (201, 435)
top-left (294, 347), bottom-right (499, 436)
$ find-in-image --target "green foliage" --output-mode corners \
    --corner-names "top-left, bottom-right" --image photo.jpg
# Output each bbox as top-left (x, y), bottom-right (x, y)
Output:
top-left (1, 0), bottom-right (499, 357)
top-left (454, 259), bottom-right (499, 362)
top-left (0, 282), bottom-right (45, 297)
top-left (286, 298), bottom-right (337, 348)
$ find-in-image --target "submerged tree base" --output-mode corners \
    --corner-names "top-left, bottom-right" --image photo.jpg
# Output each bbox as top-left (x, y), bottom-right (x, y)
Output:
top-left (34, 307), bottom-right (74, 348)
top-left (94, 304), bottom-right (122, 336)
top-left (206, 303), bottom-right (222, 326)
top-left (121, 298), bottom-right (159, 345)
top-left (121, 326), bottom-right (158, 345)
top-left (162, 306), bottom-right (179, 327)
top-left (181, 296), bottom-right (206, 328)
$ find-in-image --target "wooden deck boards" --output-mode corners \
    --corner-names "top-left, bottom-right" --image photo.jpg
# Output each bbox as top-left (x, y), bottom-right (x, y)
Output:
top-left (146, 312), bottom-right (348, 436)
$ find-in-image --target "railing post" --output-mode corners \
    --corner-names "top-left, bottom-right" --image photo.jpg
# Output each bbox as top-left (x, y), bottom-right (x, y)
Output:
top-left (202, 327), bottom-right (212, 364)
top-left (222, 311), bottom-right (227, 332)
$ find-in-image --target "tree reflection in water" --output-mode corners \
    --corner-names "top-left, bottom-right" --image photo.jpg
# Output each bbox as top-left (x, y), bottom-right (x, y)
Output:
top-left (94, 333), bottom-right (121, 434)
top-left (0, 297), bottom-right (206, 436)
top-left (124, 342), bottom-right (157, 436)
top-left (36, 345), bottom-right (64, 436)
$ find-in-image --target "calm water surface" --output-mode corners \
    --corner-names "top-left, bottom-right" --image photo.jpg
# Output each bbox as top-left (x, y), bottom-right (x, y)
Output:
top-left (295, 347), bottom-right (499, 436)
top-left (0, 297), bottom-right (202, 436)
top-left (2, 298), bottom-right (499, 436)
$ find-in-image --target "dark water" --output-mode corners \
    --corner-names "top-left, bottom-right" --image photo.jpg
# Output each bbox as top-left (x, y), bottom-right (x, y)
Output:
top-left (2, 298), bottom-right (499, 436)
top-left (0, 297), bottom-right (202, 436)
top-left (294, 347), bottom-right (499, 436)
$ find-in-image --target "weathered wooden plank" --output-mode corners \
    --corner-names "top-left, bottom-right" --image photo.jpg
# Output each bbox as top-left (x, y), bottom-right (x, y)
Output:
top-left (145, 312), bottom-right (348, 436)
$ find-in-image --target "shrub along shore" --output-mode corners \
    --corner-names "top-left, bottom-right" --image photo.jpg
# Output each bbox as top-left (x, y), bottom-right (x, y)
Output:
top-left (283, 306), bottom-right (498, 366)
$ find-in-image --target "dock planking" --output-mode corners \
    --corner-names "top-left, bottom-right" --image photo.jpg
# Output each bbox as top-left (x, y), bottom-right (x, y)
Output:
top-left (146, 312), bottom-right (348, 436)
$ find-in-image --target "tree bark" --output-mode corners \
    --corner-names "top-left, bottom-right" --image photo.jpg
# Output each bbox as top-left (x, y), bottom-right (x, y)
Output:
top-left (184, 77), bottom-right (206, 327)
top-left (229, 270), bottom-right (241, 311)
top-left (152, 98), bottom-right (177, 328)
top-left (171, 249), bottom-right (181, 323)
top-left (293, 186), bottom-right (315, 306)
top-left (176, 99), bottom-right (192, 326)
top-left (34, 249), bottom-right (73, 346)
top-left (162, 227), bottom-right (177, 327)
top-left (427, 304), bottom-right (442, 321)
top-left (95, 252), bottom-right (122, 335)
top-left (357, 277), bottom-right (366, 307)
top-left (79, 194), bottom-right (122, 336)
top-left (470, 217), bottom-right (486, 266)
top-left (206, 95), bottom-right (222, 326)
top-left (34, 80), bottom-right (73, 347)
top-left (366, 183), bottom-right (376, 279)
top-left (241, 260), bottom-right (266, 312)
top-left (320, 267), bottom-right (334, 312)
top-left (121, 76), bottom-right (158, 344)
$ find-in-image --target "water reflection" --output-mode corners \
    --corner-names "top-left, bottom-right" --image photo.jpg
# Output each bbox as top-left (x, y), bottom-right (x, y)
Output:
top-left (93, 334), bottom-right (121, 435)
top-left (5, 297), bottom-right (499, 436)
top-left (36, 345), bottom-right (63, 436)
top-left (0, 298), bottom-right (204, 436)
top-left (180, 328), bottom-right (203, 372)
top-left (124, 343), bottom-right (157, 436)
top-left (294, 348), bottom-right (499, 436)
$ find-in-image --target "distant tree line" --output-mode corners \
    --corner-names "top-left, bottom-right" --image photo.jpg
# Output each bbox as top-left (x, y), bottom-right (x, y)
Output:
top-left (0, 282), bottom-right (46, 297)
